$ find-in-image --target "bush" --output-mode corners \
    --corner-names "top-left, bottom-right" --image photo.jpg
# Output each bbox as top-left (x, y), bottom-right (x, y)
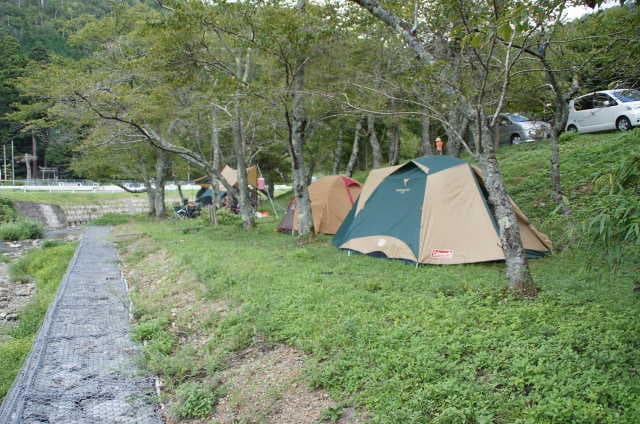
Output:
top-left (172, 382), bottom-right (225, 419)
top-left (214, 208), bottom-right (243, 226)
top-left (0, 219), bottom-right (44, 241)
top-left (0, 198), bottom-right (17, 224)
top-left (583, 153), bottom-right (640, 268)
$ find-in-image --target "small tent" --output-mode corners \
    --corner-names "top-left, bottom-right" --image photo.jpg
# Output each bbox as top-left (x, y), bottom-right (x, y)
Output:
top-left (194, 165), bottom-right (259, 188)
top-left (279, 175), bottom-right (362, 235)
top-left (333, 156), bottom-right (552, 264)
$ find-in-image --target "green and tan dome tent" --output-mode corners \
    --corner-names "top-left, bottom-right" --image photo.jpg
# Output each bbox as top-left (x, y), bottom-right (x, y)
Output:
top-left (333, 156), bottom-right (552, 265)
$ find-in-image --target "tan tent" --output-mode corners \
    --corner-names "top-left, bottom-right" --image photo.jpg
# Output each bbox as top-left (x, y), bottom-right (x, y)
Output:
top-left (334, 156), bottom-right (552, 265)
top-left (279, 175), bottom-right (362, 235)
top-left (194, 165), bottom-right (259, 188)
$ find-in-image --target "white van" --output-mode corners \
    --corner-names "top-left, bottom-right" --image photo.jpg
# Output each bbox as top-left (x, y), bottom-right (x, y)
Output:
top-left (566, 89), bottom-right (640, 133)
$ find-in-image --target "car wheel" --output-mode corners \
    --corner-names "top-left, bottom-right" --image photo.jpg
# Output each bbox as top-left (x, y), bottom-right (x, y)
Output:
top-left (510, 134), bottom-right (521, 145)
top-left (616, 116), bottom-right (631, 131)
top-left (566, 125), bottom-right (578, 133)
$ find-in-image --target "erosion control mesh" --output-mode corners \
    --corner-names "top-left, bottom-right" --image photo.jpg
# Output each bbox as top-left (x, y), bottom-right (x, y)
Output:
top-left (0, 226), bottom-right (162, 423)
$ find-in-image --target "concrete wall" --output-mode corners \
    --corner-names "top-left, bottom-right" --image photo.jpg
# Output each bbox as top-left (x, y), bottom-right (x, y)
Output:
top-left (62, 199), bottom-right (149, 226)
top-left (14, 199), bottom-right (149, 228)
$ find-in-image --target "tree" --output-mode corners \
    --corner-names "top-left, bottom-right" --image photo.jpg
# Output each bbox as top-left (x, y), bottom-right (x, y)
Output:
top-left (345, 0), bottom-right (564, 295)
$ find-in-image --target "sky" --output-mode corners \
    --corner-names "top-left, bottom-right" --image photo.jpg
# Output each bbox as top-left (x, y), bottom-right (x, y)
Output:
top-left (562, 0), bottom-right (621, 21)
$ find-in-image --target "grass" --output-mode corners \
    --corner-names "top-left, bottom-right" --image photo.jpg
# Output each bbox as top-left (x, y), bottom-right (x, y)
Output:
top-left (117, 131), bottom-right (640, 423)
top-left (0, 189), bottom-right (198, 207)
top-left (0, 242), bottom-right (77, 398)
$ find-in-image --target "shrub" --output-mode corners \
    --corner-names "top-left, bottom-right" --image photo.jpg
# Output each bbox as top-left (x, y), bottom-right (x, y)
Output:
top-left (214, 208), bottom-right (242, 226)
top-left (0, 219), bottom-right (44, 241)
top-left (171, 382), bottom-right (225, 419)
top-left (583, 153), bottom-right (640, 268)
top-left (0, 198), bottom-right (17, 224)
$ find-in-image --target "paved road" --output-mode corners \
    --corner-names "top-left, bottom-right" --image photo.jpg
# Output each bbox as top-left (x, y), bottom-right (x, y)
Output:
top-left (0, 226), bottom-right (162, 423)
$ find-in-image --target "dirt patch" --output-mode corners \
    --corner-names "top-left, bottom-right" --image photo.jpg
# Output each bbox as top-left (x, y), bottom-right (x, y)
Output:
top-left (117, 229), bottom-right (366, 424)
top-left (213, 343), bottom-right (365, 424)
top-left (0, 262), bottom-right (35, 323)
top-left (0, 230), bottom-right (83, 324)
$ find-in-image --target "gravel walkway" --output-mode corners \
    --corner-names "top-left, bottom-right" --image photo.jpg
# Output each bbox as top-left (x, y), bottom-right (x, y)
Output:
top-left (0, 226), bottom-right (162, 423)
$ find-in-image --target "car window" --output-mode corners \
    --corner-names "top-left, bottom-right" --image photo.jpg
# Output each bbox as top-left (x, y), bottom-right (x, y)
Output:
top-left (499, 116), bottom-right (512, 125)
top-left (574, 95), bottom-right (594, 111)
top-left (593, 93), bottom-right (617, 108)
top-left (506, 114), bottom-right (529, 122)
top-left (612, 89), bottom-right (640, 103)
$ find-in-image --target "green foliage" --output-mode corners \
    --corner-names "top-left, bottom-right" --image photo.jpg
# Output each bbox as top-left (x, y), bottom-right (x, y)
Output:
top-left (582, 141), bottom-right (640, 267)
top-left (171, 382), bottom-right (225, 419)
top-left (320, 406), bottom-right (344, 422)
top-left (0, 198), bottom-right (17, 224)
top-left (213, 208), bottom-right (243, 226)
top-left (0, 242), bottom-right (76, 398)
top-left (559, 131), bottom-right (579, 143)
top-left (0, 219), bottom-right (44, 241)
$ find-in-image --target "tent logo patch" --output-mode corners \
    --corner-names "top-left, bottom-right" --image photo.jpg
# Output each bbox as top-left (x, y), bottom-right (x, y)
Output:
top-left (430, 249), bottom-right (455, 259)
top-left (395, 178), bottom-right (411, 194)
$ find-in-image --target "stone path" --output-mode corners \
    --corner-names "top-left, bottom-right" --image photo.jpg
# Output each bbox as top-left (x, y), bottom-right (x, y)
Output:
top-left (0, 226), bottom-right (162, 423)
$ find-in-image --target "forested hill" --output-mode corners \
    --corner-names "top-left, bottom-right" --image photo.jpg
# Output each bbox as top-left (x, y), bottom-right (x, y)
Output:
top-left (0, 0), bottom-right (139, 56)
top-left (0, 0), bottom-right (146, 176)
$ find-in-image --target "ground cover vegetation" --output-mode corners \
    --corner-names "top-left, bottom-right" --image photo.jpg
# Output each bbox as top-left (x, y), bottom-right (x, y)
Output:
top-left (118, 131), bottom-right (640, 423)
top-left (0, 241), bottom-right (76, 398)
top-left (0, 197), bottom-right (43, 240)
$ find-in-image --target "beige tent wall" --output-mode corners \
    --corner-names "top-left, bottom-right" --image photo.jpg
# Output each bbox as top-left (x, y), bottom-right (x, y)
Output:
top-left (219, 165), bottom-right (259, 188)
top-left (340, 236), bottom-right (417, 262)
top-left (418, 164), bottom-right (505, 264)
top-left (292, 176), bottom-right (362, 235)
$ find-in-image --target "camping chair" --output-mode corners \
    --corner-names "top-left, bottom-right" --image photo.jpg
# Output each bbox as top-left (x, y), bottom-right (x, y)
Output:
top-left (173, 202), bottom-right (201, 219)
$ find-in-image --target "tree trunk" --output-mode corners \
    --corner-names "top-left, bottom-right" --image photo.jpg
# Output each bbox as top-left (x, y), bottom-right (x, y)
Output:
top-left (233, 52), bottom-right (256, 229)
top-left (152, 149), bottom-right (169, 218)
top-left (445, 107), bottom-right (467, 157)
top-left (346, 120), bottom-right (361, 177)
top-left (367, 114), bottom-right (383, 168)
top-left (545, 68), bottom-right (577, 220)
top-left (477, 121), bottom-right (536, 296)
top-left (420, 114), bottom-right (432, 156)
top-left (144, 182), bottom-right (156, 217)
top-left (210, 105), bottom-right (221, 224)
top-left (286, 0), bottom-right (313, 236)
top-left (387, 116), bottom-right (400, 165)
top-left (332, 130), bottom-right (343, 174)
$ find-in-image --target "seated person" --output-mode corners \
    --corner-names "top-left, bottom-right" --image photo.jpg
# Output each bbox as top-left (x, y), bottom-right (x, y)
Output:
top-left (195, 184), bottom-right (214, 206)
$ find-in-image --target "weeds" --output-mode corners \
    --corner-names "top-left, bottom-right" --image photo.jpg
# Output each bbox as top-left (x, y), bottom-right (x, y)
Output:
top-left (0, 242), bottom-right (76, 398)
top-left (0, 219), bottom-right (43, 241)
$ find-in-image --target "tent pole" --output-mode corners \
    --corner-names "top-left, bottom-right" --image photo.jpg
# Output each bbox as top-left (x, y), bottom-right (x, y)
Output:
top-left (256, 164), bottom-right (279, 218)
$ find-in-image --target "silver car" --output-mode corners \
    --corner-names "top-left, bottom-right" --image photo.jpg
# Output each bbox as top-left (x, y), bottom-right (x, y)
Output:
top-left (492, 113), bottom-right (552, 145)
